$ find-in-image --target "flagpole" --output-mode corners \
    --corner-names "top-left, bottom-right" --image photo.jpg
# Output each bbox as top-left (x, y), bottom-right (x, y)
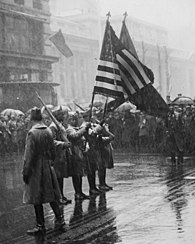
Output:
top-left (103, 11), bottom-right (118, 118)
top-left (89, 91), bottom-right (95, 121)
top-left (103, 96), bottom-right (109, 119)
top-left (89, 12), bottom-right (111, 121)
top-left (123, 11), bottom-right (128, 23)
top-left (107, 11), bottom-right (115, 76)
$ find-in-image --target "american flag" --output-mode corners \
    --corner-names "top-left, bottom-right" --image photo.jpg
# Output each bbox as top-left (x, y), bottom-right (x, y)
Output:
top-left (94, 20), bottom-right (168, 118)
top-left (118, 20), bottom-right (169, 118)
top-left (94, 21), bottom-right (125, 99)
top-left (94, 20), bottom-right (153, 99)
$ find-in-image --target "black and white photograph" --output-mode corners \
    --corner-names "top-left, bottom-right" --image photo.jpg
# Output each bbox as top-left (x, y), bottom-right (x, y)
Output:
top-left (0, 0), bottom-right (195, 243)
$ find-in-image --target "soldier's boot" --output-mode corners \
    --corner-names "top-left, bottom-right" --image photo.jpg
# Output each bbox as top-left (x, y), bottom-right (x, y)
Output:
top-left (171, 152), bottom-right (176, 163)
top-left (57, 177), bottom-right (72, 205)
top-left (27, 205), bottom-right (46, 236)
top-left (87, 172), bottom-right (101, 196)
top-left (98, 169), bottom-right (113, 191)
top-left (73, 176), bottom-right (89, 200)
top-left (178, 151), bottom-right (184, 164)
top-left (50, 201), bottom-right (65, 229)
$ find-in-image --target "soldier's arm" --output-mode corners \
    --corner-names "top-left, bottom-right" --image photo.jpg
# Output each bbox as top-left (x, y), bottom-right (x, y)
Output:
top-left (66, 126), bottom-right (87, 141)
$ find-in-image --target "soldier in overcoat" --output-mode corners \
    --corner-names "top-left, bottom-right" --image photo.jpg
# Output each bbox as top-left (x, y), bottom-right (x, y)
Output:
top-left (49, 107), bottom-right (72, 205)
top-left (80, 110), bottom-right (115, 192)
top-left (165, 105), bottom-right (184, 163)
top-left (22, 107), bottom-right (65, 235)
top-left (78, 111), bottom-right (102, 196)
top-left (66, 112), bottom-right (91, 200)
top-left (97, 123), bottom-right (115, 191)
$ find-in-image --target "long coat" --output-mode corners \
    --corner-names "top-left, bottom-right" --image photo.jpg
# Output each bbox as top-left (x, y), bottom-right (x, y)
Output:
top-left (22, 122), bottom-right (61, 205)
top-left (165, 111), bottom-right (185, 154)
top-left (49, 122), bottom-right (71, 178)
top-left (99, 135), bottom-right (114, 169)
top-left (66, 125), bottom-right (87, 176)
top-left (86, 124), bottom-right (114, 171)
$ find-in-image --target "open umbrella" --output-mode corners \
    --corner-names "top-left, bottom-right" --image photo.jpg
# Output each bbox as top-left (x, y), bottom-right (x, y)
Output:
top-left (41, 104), bottom-right (54, 114)
top-left (0, 108), bottom-right (24, 117)
top-left (116, 101), bottom-right (136, 112)
top-left (93, 100), bottom-right (104, 108)
top-left (171, 96), bottom-right (194, 106)
top-left (53, 105), bottom-right (71, 112)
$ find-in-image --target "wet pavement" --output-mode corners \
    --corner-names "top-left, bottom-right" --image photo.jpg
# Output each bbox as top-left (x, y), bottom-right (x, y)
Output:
top-left (0, 152), bottom-right (195, 243)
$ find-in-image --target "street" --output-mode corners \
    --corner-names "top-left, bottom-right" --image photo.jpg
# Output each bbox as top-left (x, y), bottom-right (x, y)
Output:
top-left (0, 153), bottom-right (195, 243)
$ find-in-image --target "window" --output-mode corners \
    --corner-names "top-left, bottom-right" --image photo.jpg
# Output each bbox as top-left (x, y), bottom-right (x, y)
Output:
top-left (33, 0), bottom-right (42, 10)
top-left (14, 0), bottom-right (24, 5)
top-left (5, 15), bottom-right (43, 55)
top-left (5, 16), bottom-right (29, 52)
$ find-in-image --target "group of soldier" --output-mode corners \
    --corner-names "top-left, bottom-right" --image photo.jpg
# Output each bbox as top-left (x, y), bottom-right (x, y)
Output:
top-left (22, 106), bottom-right (115, 236)
top-left (165, 104), bottom-right (195, 163)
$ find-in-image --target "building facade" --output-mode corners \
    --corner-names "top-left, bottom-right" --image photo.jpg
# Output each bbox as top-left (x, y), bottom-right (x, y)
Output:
top-left (0, 0), bottom-right (59, 112)
top-left (50, 15), bottom-right (99, 106)
top-left (49, 1), bottom-right (195, 106)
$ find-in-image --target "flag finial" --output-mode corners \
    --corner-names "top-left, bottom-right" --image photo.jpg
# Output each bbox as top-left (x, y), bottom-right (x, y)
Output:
top-left (106, 11), bottom-right (111, 21)
top-left (123, 11), bottom-right (128, 22)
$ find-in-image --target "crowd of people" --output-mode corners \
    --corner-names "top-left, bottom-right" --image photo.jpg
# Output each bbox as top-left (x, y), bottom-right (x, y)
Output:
top-left (1, 104), bottom-right (195, 157)
top-left (106, 105), bottom-right (195, 156)
top-left (0, 113), bottom-right (28, 154)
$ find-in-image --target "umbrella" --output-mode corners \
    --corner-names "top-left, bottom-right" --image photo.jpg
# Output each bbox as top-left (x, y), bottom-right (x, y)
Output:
top-left (52, 105), bottom-right (71, 112)
top-left (0, 108), bottom-right (24, 117)
top-left (116, 101), bottom-right (136, 112)
top-left (41, 104), bottom-right (54, 114)
top-left (93, 100), bottom-right (104, 107)
top-left (171, 96), bottom-right (194, 106)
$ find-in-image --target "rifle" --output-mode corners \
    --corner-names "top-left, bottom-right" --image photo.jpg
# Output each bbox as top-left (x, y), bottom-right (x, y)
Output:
top-left (36, 92), bottom-right (72, 153)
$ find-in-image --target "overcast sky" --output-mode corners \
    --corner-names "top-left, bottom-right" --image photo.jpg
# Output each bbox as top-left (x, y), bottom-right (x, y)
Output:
top-left (51, 0), bottom-right (195, 51)
top-left (99, 0), bottom-right (194, 51)
top-left (100, 0), bottom-right (193, 29)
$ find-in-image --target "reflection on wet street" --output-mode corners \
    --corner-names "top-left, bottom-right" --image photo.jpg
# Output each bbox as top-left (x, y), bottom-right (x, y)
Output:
top-left (0, 153), bottom-right (195, 243)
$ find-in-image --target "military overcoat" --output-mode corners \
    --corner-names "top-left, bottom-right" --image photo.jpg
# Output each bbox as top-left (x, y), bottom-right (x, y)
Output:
top-left (23, 122), bottom-right (61, 205)
top-left (49, 122), bottom-right (71, 178)
top-left (66, 125), bottom-right (87, 176)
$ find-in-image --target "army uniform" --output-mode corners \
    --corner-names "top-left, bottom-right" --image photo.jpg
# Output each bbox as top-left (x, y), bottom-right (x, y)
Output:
top-left (166, 108), bottom-right (184, 163)
top-left (66, 113), bottom-right (90, 200)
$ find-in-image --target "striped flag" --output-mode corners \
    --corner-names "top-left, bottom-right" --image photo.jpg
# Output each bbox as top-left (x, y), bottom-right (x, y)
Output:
top-left (116, 48), bottom-right (152, 96)
top-left (94, 21), bottom-right (125, 99)
top-left (118, 20), bottom-right (169, 118)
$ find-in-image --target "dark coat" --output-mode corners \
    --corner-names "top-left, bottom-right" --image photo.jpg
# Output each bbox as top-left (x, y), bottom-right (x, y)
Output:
top-left (86, 124), bottom-right (114, 171)
top-left (166, 111), bottom-right (185, 153)
top-left (85, 131), bottom-right (102, 173)
top-left (22, 122), bottom-right (61, 205)
top-left (99, 136), bottom-right (114, 169)
top-left (66, 125), bottom-right (87, 176)
top-left (49, 122), bottom-right (71, 178)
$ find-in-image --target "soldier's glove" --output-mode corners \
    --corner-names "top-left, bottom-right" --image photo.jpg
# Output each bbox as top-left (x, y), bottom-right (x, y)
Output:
top-left (63, 141), bottom-right (71, 149)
